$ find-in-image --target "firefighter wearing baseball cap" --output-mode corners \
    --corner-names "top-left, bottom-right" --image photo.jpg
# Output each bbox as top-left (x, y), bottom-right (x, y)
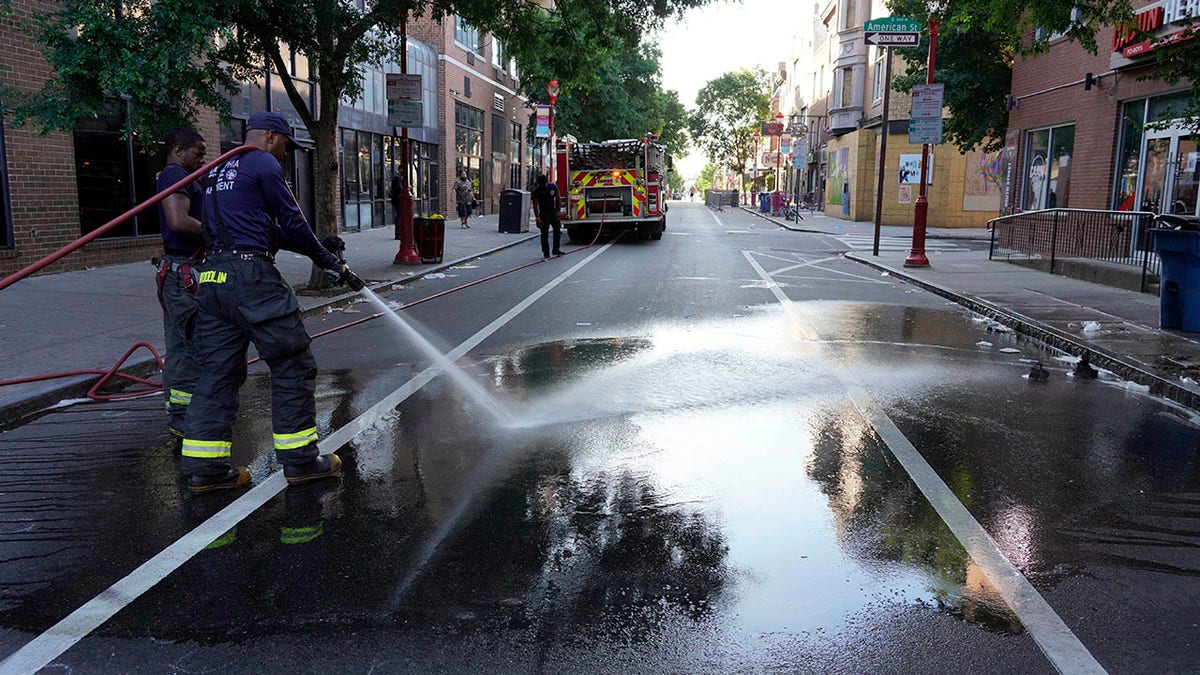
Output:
top-left (180, 111), bottom-right (364, 493)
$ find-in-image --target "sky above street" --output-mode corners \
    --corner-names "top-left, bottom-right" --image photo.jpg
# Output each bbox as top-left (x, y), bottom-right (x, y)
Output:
top-left (657, 0), bottom-right (808, 179)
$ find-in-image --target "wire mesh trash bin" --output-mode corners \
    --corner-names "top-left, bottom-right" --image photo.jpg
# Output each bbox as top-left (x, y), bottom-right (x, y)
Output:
top-left (1151, 221), bottom-right (1200, 331)
top-left (499, 189), bottom-right (530, 233)
top-left (414, 216), bottom-right (445, 263)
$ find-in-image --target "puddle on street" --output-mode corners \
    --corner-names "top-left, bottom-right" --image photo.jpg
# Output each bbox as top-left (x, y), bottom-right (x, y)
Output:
top-left (9, 300), bottom-right (1200, 666)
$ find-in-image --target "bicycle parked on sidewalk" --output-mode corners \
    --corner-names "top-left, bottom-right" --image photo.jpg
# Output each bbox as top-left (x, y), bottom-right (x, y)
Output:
top-left (783, 193), bottom-right (820, 222)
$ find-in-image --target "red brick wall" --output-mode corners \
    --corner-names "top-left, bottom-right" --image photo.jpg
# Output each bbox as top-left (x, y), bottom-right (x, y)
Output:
top-left (1007, 14), bottom-right (1191, 213)
top-left (0, 1), bottom-right (224, 278)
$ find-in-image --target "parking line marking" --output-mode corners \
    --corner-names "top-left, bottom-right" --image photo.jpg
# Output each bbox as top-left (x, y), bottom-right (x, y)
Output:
top-left (742, 249), bottom-right (1107, 675)
top-left (0, 242), bottom-right (615, 675)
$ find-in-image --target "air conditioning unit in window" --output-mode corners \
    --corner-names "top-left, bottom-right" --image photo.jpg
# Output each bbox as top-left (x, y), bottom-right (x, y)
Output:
top-left (466, 51), bottom-right (475, 65)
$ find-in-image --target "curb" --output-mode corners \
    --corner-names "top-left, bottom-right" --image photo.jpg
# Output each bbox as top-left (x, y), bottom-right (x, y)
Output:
top-left (0, 233), bottom-right (539, 424)
top-left (739, 206), bottom-right (991, 241)
top-left (845, 251), bottom-right (1200, 412)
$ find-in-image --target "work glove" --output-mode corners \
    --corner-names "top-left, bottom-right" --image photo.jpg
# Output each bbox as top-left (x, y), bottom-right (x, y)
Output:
top-left (323, 263), bottom-right (365, 291)
top-left (321, 235), bottom-right (346, 258)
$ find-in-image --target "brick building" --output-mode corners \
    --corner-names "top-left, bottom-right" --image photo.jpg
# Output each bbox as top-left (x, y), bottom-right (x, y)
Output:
top-left (1004, 0), bottom-right (1197, 219)
top-left (776, 0), bottom-right (1004, 229)
top-left (0, 5), bottom-right (533, 278)
top-left (407, 15), bottom-right (533, 218)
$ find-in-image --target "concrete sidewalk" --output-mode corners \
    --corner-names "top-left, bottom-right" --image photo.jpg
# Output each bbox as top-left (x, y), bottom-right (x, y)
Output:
top-left (743, 205), bottom-right (1200, 410)
top-left (0, 213), bottom-right (538, 422)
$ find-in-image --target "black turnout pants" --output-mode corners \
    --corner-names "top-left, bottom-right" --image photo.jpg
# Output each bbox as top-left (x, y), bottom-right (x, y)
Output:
top-left (540, 216), bottom-right (562, 256)
top-left (181, 254), bottom-right (320, 477)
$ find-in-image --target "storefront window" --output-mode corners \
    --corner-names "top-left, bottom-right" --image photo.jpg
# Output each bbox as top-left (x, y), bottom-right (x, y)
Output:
top-left (0, 118), bottom-right (10, 250)
top-left (455, 102), bottom-right (484, 202)
top-left (73, 102), bottom-right (157, 238)
top-left (510, 123), bottom-right (522, 189)
top-left (1113, 101), bottom-right (1146, 210)
top-left (1022, 124), bottom-right (1073, 210)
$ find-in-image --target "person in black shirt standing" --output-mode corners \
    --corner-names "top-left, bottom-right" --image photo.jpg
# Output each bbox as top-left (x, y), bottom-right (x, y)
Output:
top-left (180, 112), bottom-right (364, 493)
top-left (530, 174), bottom-right (562, 258)
top-left (155, 128), bottom-right (207, 438)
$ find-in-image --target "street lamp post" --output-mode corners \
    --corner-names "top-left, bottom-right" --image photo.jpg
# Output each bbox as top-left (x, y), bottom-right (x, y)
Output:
top-left (773, 112), bottom-right (783, 214)
top-left (547, 79), bottom-right (559, 183)
top-left (752, 130), bottom-right (760, 204)
top-left (905, 14), bottom-right (940, 268)
top-left (392, 15), bottom-right (420, 265)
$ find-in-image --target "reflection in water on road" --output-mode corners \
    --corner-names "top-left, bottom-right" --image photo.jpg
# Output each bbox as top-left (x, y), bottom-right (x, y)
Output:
top-left (10, 302), bottom-right (1200, 667)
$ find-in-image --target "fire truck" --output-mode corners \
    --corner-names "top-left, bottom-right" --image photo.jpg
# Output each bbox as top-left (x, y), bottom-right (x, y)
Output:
top-left (554, 134), bottom-right (673, 243)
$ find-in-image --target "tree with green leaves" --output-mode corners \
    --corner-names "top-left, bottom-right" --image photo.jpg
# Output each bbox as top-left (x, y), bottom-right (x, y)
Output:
top-left (688, 69), bottom-right (771, 193)
top-left (502, 1), bottom-right (701, 157)
top-left (6, 0), bottom-right (706, 287)
top-left (887, 0), bottom-right (1199, 152)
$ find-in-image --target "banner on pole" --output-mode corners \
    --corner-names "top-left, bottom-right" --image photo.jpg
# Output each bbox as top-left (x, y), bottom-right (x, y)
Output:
top-left (535, 105), bottom-right (551, 138)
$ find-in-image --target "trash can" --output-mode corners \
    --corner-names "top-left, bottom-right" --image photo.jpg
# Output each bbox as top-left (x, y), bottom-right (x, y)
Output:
top-left (771, 190), bottom-right (784, 215)
top-left (758, 191), bottom-right (770, 213)
top-left (499, 189), bottom-right (530, 233)
top-left (1151, 220), bottom-right (1200, 331)
top-left (413, 216), bottom-right (445, 263)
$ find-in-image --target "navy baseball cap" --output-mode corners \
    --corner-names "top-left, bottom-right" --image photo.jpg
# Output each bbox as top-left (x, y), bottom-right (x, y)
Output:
top-left (246, 111), bottom-right (311, 150)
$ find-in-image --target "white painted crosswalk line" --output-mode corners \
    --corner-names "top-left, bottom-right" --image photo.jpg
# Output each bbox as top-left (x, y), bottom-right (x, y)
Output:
top-left (832, 234), bottom-right (967, 252)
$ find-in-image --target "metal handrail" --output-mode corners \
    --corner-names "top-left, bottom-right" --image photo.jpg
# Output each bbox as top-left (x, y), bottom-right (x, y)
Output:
top-left (987, 208), bottom-right (1159, 292)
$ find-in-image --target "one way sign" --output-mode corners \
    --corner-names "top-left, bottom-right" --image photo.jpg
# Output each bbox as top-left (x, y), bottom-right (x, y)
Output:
top-left (863, 16), bottom-right (921, 46)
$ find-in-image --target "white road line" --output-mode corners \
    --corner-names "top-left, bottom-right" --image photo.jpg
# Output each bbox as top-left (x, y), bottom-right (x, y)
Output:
top-left (832, 234), bottom-right (966, 251)
top-left (0, 242), bottom-right (616, 675)
top-left (742, 249), bottom-right (1107, 675)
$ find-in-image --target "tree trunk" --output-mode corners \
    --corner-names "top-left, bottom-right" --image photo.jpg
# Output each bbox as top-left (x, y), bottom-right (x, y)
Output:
top-left (306, 93), bottom-right (343, 291)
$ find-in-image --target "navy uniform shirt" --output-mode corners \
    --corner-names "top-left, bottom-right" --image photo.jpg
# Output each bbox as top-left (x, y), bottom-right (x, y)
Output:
top-left (531, 183), bottom-right (560, 219)
top-left (156, 163), bottom-right (205, 257)
top-left (203, 149), bottom-right (339, 270)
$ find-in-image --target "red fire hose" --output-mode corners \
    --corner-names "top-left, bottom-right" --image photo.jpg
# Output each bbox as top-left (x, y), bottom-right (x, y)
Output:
top-left (0, 155), bottom-right (611, 402)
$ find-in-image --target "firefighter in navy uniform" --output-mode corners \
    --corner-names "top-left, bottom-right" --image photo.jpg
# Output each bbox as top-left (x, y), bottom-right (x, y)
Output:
top-left (155, 128), bottom-right (207, 438)
top-left (180, 111), bottom-right (364, 493)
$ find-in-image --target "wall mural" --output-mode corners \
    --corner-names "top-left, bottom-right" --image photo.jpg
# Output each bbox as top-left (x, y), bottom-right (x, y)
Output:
top-left (963, 149), bottom-right (1003, 212)
top-left (828, 147), bottom-right (848, 205)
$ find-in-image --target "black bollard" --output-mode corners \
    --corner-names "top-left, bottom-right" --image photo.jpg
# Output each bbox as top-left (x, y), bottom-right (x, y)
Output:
top-left (1073, 353), bottom-right (1098, 380)
top-left (1029, 362), bottom-right (1050, 383)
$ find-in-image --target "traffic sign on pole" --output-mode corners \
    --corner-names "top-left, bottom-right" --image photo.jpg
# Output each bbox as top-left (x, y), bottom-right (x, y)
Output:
top-left (910, 84), bottom-right (944, 118)
top-left (385, 73), bottom-right (421, 101)
top-left (863, 16), bottom-right (920, 46)
top-left (907, 117), bottom-right (943, 145)
top-left (387, 100), bottom-right (422, 128)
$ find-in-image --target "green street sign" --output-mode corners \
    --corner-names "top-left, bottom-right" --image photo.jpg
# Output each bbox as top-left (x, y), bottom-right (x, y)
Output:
top-left (863, 16), bottom-right (921, 33)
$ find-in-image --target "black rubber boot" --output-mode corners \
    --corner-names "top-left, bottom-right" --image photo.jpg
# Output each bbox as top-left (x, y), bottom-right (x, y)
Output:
top-left (186, 467), bottom-right (252, 494)
top-left (284, 454), bottom-right (342, 486)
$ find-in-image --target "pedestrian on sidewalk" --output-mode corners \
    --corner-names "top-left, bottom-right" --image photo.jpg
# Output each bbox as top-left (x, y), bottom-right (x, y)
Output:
top-left (454, 171), bottom-right (473, 228)
top-left (390, 170), bottom-right (402, 230)
top-left (155, 128), bottom-right (208, 439)
top-left (531, 173), bottom-right (562, 258)
top-left (180, 111), bottom-right (362, 494)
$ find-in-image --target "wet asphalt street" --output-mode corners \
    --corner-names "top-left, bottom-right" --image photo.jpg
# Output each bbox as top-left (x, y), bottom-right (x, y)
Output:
top-left (1, 202), bottom-right (1199, 673)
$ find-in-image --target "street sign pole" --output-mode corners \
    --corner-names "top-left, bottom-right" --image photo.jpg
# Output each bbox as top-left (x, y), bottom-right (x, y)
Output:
top-left (392, 16), bottom-right (420, 265)
top-left (872, 46), bottom-right (894, 257)
top-left (905, 17), bottom-right (939, 268)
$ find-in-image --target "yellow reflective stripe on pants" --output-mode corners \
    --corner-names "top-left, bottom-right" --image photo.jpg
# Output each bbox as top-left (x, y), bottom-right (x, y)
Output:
top-left (181, 439), bottom-right (232, 458)
top-left (280, 523), bottom-right (323, 545)
top-left (169, 389), bottom-right (192, 406)
top-left (274, 427), bottom-right (317, 450)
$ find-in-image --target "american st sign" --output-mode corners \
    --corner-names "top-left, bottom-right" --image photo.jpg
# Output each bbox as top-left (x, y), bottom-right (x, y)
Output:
top-left (863, 16), bottom-right (921, 46)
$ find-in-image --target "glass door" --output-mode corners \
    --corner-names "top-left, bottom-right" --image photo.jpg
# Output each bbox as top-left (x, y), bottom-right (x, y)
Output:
top-left (1139, 123), bottom-right (1200, 217)
top-left (1174, 134), bottom-right (1198, 216)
